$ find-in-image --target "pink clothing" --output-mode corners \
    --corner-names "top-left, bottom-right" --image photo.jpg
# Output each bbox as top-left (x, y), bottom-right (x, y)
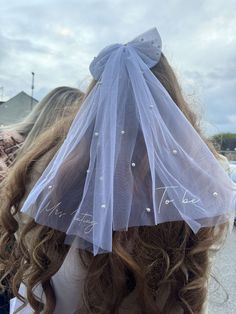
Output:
top-left (0, 130), bottom-right (24, 182)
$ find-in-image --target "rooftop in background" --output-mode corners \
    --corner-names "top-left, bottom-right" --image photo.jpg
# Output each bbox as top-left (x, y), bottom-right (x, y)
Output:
top-left (0, 91), bottom-right (38, 126)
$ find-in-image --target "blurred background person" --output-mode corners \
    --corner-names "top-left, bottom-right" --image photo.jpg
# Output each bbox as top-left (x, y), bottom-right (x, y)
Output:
top-left (0, 86), bottom-right (84, 314)
top-left (0, 86), bottom-right (84, 183)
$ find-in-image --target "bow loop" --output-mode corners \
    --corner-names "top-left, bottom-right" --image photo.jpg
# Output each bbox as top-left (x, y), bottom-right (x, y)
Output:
top-left (89, 27), bottom-right (162, 80)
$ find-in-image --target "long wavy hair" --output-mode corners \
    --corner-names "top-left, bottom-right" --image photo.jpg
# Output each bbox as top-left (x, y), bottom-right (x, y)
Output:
top-left (0, 53), bottom-right (228, 314)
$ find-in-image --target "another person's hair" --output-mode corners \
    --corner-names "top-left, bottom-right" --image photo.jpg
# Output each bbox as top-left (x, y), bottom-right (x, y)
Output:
top-left (0, 86), bottom-right (84, 158)
top-left (0, 53), bottom-right (228, 314)
top-left (14, 86), bottom-right (84, 156)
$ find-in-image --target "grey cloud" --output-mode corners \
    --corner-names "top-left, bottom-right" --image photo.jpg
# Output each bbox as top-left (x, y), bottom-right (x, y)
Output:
top-left (0, 32), bottom-right (51, 56)
top-left (207, 65), bottom-right (236, 81)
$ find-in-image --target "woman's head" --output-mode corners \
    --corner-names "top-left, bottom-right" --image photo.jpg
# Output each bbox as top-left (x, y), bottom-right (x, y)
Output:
top-left (0, 52), bottom-right (228, 314)
top-left (1, 86), bottom-right (84, 153)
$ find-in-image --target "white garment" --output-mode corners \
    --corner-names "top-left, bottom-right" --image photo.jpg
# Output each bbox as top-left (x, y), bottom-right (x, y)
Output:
top-left (10, 247), bottom-right (87, 314)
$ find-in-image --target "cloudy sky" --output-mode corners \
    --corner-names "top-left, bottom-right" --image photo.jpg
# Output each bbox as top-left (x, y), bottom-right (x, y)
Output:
top-left (0, 0), bottom-right (235, 135)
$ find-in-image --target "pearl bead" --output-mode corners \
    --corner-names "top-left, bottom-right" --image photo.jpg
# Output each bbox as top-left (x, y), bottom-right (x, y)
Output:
top-left (94, 132), bottom-right (99, 136)
top-left (131, 162), bottom-right (136, 167)
top-left (172, 149), bottom-right (178, 155)
top-left (146, 207), bottom-right (151, 212)
top-left (149, 104), bottom-right (154, 108)
top-left (213, 192), bottom-right (218, 197)
top-left (86, 169), bottom-right (90, 173)
top-left (101, 204), bottom-right (106, 208)
top-left (121, 130), bottom-right (125, 134)
top-left (165, 200), bottom-right (170, 204)
top-left (48, 185), bottom-right (53, 189)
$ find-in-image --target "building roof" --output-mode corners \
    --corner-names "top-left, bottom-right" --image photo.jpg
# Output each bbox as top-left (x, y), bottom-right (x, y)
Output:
top-left (0, 91), bottom-right (38, 126)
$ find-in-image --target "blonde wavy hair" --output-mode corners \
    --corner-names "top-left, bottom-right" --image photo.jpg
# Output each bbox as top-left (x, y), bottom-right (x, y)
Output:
top-left (0, 53), bottom-right (228, 314)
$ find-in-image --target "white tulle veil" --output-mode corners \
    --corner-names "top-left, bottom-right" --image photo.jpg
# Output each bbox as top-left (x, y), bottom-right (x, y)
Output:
top-left (20, 27), bottom-right (236, 255)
